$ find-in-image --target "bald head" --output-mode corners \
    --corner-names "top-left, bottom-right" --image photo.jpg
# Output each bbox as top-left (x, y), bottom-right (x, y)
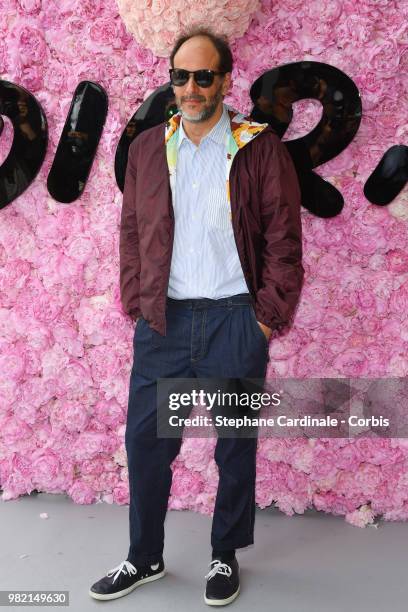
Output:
top-left (173, 35), bottom-right (222, 73)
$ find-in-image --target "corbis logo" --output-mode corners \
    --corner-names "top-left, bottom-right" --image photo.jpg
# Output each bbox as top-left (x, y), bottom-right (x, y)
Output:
top-left (0, 61), bottom-right (406, 217)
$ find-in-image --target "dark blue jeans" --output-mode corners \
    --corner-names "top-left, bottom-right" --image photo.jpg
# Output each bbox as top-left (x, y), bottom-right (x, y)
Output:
top-left (125, 293), bottom-right (269, 566)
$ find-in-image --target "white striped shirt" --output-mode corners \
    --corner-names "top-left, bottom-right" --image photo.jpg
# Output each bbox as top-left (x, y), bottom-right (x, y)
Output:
top-left (167, 103), bottom-right (248, 299)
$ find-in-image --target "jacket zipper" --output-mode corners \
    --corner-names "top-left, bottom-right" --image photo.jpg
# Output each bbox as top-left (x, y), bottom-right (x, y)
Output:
top-left (163, 183), bottom-right (175, 333)
top-left (228, 151), bottom-right (256, 301)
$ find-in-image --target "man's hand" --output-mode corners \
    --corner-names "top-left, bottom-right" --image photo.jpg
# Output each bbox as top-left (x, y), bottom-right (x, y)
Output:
top-left (257, 320), bottom-right (273, 341)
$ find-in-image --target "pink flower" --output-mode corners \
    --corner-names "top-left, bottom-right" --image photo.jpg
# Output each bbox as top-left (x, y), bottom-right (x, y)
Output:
top-left (1, 471), bottom-right (34, 500)
top-left (72, 431), bottom-right (113, 461)
top-left (44, 63), bottom-right (67, 92)
top-left (117, 0), bottom-right (261, 56)
top-left (55, 359), bottom-right (94, 399)
top-left (332, 349), bottom-right (368, 376)
top-left (31, 449), bottom-right (61, 489)
top-left (12, 24), bottom-right (47, 64)
top-left (369, 39), bottom-right (401, 77)
top-left (386, 250), bottom-right (408, 274)
top-left (311, 448), bottom-right (339, 479)
top-left (179, 438), bottom-right (216, 471)
top-left (151, 0), bottom-right (167, 16)
top-left (31, 291), bottom-right (64, 323)
top-left (255, 480), bottom-right (275, 508)
top-left (335, 443), bottom-right (363, 471)
top-left (2, 417), bottom-right (32, 447)
top-left (75, 0), bottom-right (103, 20)
top-left (347, 222), bottom-right (387, 255)
top-left (294, 344), bottom-right (330, 377)
top-left (354, 463), bottom-right (382, 496)
top-left (112, 482), bottom-right (129, 504)
top-left (0, 40), bottom-right (9, 73)
top-left (389, 282), bottom-right (408, 319)
top-left (0, 345), bottom-right (26, 381)
top-left (94, 399), bottom-right (125, 428)
top-left (64, 234), bottom-right (97, 264)
top-left (354, 72), bottom-right (386, 110)
top-left (50, 400), bottom-right (90, 433)
top-left (345, 504), bottom-right (376, 527)
top-left (69, 480), bottom-right (99, 504)
top-left (286, 467), bottom-right (309, 493)
top-left (170, 466), bottom-right (204, 498)
top-left (288, 441), bottom-right (314, 473)
top-left (121, 75), bottom-right (145, 105)
top-left (336, 15), bottom-right (374, 47)
top-left (88, 18), bottom-right (115, 44)
top-left (257, 14), bottom-right (300, 43)
top-left (17, 0), bottom-right (42, 14)
top-left (354, 438), bottom-right (402, 466)
top-left (305, 0), bottom-right (342, 21)
top-left (383, 504), bottom-right (408, 522)
top-left (16, 63), bottom-right (44, 91)
top-left (295, 299), bottom-right (325, 330)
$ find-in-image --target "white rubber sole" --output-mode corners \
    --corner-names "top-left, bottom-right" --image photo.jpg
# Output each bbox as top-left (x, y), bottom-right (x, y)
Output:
top-left (204, 584), bottom-right (240, 606)
top-left (89, 569), bottom-right (166, 601)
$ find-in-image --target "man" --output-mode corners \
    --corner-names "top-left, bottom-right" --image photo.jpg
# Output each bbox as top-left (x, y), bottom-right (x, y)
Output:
top-left (90, 26), bottom-right (304, 606)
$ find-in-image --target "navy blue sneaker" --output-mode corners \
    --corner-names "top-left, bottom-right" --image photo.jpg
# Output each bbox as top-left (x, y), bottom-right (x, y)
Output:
top-left (204, 557), bottom-right (240, 606)
top-left (89, 558), bottom-right (165, 601)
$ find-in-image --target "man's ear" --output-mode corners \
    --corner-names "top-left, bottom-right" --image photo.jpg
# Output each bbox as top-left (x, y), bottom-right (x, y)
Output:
top-left (222, 72), bottom-right (232, 96)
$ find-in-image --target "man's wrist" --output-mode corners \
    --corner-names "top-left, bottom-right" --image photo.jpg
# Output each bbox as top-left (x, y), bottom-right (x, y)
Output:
top-left (257, 320), bottom-right (273, 340)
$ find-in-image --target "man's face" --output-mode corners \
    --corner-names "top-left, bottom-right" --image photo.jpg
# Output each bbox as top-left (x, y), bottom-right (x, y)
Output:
top-left (171, 35), bottom-right (231, 123)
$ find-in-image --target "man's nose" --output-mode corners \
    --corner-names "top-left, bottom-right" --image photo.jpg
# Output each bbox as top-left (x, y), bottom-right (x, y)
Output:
top-left (184, 74), bottom-right (199, 94)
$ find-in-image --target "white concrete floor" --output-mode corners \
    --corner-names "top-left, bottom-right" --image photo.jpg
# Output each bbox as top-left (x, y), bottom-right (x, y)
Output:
top-left (1, 491), bottom-right (407, 611)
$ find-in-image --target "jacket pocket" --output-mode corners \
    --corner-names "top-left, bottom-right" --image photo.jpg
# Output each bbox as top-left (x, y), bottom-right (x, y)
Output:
top-left (205, 187), bottom-right (232, 232)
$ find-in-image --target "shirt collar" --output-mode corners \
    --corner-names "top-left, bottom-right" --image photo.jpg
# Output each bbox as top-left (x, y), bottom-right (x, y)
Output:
top-left (178, 103), bottom-right (230, 148)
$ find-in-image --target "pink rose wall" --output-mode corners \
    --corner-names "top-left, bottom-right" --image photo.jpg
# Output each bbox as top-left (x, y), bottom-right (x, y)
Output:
top-left (0, 0), bottom-right (408, 528)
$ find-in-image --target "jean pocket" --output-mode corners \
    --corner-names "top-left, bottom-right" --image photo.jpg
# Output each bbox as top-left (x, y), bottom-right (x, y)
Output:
top-left (150, 328), bottom-right (162, 349)
top-left (134, 317), bottom-right (156, 344)
top-left (248, 305), bottom-right (269, 349)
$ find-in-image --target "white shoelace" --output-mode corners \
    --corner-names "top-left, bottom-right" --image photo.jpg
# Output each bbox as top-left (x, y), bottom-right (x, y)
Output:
top-left (106, 560), bottom-right (137, 583)
top-left (205, 559), bottom-right (232, 581)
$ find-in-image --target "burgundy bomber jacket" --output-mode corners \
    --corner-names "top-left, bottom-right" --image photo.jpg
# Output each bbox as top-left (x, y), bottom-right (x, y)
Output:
top-left (119, 107), bottom-right (304, 337)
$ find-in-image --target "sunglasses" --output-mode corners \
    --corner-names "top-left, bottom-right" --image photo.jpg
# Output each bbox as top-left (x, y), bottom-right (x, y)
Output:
top-left (169, 68), bottom-right (226, 88)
